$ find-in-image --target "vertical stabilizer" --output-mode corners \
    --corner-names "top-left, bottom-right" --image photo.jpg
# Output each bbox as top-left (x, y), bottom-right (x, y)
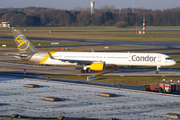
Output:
top-left (12, 29), bottom-right (38, 53)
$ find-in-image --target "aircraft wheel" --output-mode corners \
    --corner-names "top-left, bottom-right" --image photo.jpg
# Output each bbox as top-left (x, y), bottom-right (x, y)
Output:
top-left (156, 71), bottom-right (159, 74)
top-left (81, 70), bottom-right (85, 73)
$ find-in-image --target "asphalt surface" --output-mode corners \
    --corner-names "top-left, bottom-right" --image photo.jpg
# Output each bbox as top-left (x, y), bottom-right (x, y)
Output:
top-left (0, 60), bottom-right (180, 76)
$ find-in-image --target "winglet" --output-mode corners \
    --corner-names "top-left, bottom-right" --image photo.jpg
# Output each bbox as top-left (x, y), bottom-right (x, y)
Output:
top-left (48, 51), bottom-right (55, 59)
top-left (91, 48), bottom-right (94, 52)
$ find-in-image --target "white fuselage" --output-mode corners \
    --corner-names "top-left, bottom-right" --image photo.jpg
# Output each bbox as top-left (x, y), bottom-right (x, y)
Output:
top-left (29, 52), bottom-right (176, 66)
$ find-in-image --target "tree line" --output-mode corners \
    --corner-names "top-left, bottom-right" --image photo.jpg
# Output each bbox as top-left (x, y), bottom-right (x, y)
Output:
top-left (0, 7), bottom-right (180, 27)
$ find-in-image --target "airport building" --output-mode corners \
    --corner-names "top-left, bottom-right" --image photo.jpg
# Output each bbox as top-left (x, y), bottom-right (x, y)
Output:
top-left (0, 21), bottom-right (10, 28)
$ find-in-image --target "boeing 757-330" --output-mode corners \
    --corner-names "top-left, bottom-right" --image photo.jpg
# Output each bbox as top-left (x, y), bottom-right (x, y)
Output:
top-left (12, 29), bottom-right (176, 74)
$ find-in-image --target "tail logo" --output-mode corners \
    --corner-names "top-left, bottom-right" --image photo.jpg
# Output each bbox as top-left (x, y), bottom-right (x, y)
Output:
top-left (15, 35), bottom-right (30, 51)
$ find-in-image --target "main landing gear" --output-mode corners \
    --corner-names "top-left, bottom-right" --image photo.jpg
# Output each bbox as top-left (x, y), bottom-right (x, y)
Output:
top-left (81, 69), bottom-right (95, 73)
top-left (81, 65), bottom-right (95, 73)
top-left (81, 65), bottom-right (88, 73)
top-left (81, 69), bottom-right (89, 73)
top-left (156, 66), bottom-right (161, 74)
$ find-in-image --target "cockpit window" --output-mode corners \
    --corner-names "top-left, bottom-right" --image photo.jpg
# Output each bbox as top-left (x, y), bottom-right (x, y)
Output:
top-left (165, 57), bottom-right (172, 60)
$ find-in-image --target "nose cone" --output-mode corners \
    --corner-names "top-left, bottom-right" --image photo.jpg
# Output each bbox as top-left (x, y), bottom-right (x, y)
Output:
top-left (172, 60), bottom-right (176, 65)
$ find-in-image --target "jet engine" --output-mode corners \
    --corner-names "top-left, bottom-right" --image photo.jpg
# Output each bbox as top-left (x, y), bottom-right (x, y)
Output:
top-left (105, 65), bottom-right (117, 69)
top-left (89, 62), bottom-right (104, 71)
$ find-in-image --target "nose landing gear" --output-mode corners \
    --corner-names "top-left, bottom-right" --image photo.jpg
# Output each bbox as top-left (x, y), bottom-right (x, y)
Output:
top-left (156, 66), bottom-right (161, 74)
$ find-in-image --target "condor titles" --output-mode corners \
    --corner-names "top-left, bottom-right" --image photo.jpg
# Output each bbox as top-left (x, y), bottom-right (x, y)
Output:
top-left (131, 55), bottom-right (157, 62)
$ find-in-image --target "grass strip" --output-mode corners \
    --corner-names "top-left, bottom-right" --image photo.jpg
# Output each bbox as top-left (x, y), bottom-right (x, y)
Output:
top-left (46, 75), bottom-right (180, 87)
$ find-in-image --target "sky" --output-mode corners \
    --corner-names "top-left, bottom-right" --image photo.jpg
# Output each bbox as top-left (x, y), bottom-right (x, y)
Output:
top-left (0, 0), bottom-right (180, 10)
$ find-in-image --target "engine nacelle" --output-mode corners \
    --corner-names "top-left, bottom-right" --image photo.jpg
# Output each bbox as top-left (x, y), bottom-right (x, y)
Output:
top-left (105, 65), bottom-right (117, 69)
top-left (90, 62), bottom-right (104, 71)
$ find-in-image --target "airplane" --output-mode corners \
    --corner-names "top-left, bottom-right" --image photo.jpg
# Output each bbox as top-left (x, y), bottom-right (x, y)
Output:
top-left (12, 29), bottom-right (176, 74)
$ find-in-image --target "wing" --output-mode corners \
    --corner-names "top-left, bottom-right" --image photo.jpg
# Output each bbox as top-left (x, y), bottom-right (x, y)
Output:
top-left (58, 59), bottom-right (101, 65)
top-left (47, 52), bottom-right (102, 65)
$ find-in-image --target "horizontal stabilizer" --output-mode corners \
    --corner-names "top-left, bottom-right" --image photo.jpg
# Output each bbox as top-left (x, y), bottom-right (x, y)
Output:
top-left (7, 54), bottom-right (28, 57)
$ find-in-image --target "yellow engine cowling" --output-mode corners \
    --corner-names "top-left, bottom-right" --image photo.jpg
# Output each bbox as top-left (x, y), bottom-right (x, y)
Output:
top-left (90, 62), bottom-right (104, 71)
top-left (105, 65), bottom-right (117, 69)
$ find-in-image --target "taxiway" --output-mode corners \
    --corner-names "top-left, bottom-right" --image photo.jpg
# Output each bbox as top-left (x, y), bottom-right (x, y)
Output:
top-left (0, 61), bottom-right (180, 76)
